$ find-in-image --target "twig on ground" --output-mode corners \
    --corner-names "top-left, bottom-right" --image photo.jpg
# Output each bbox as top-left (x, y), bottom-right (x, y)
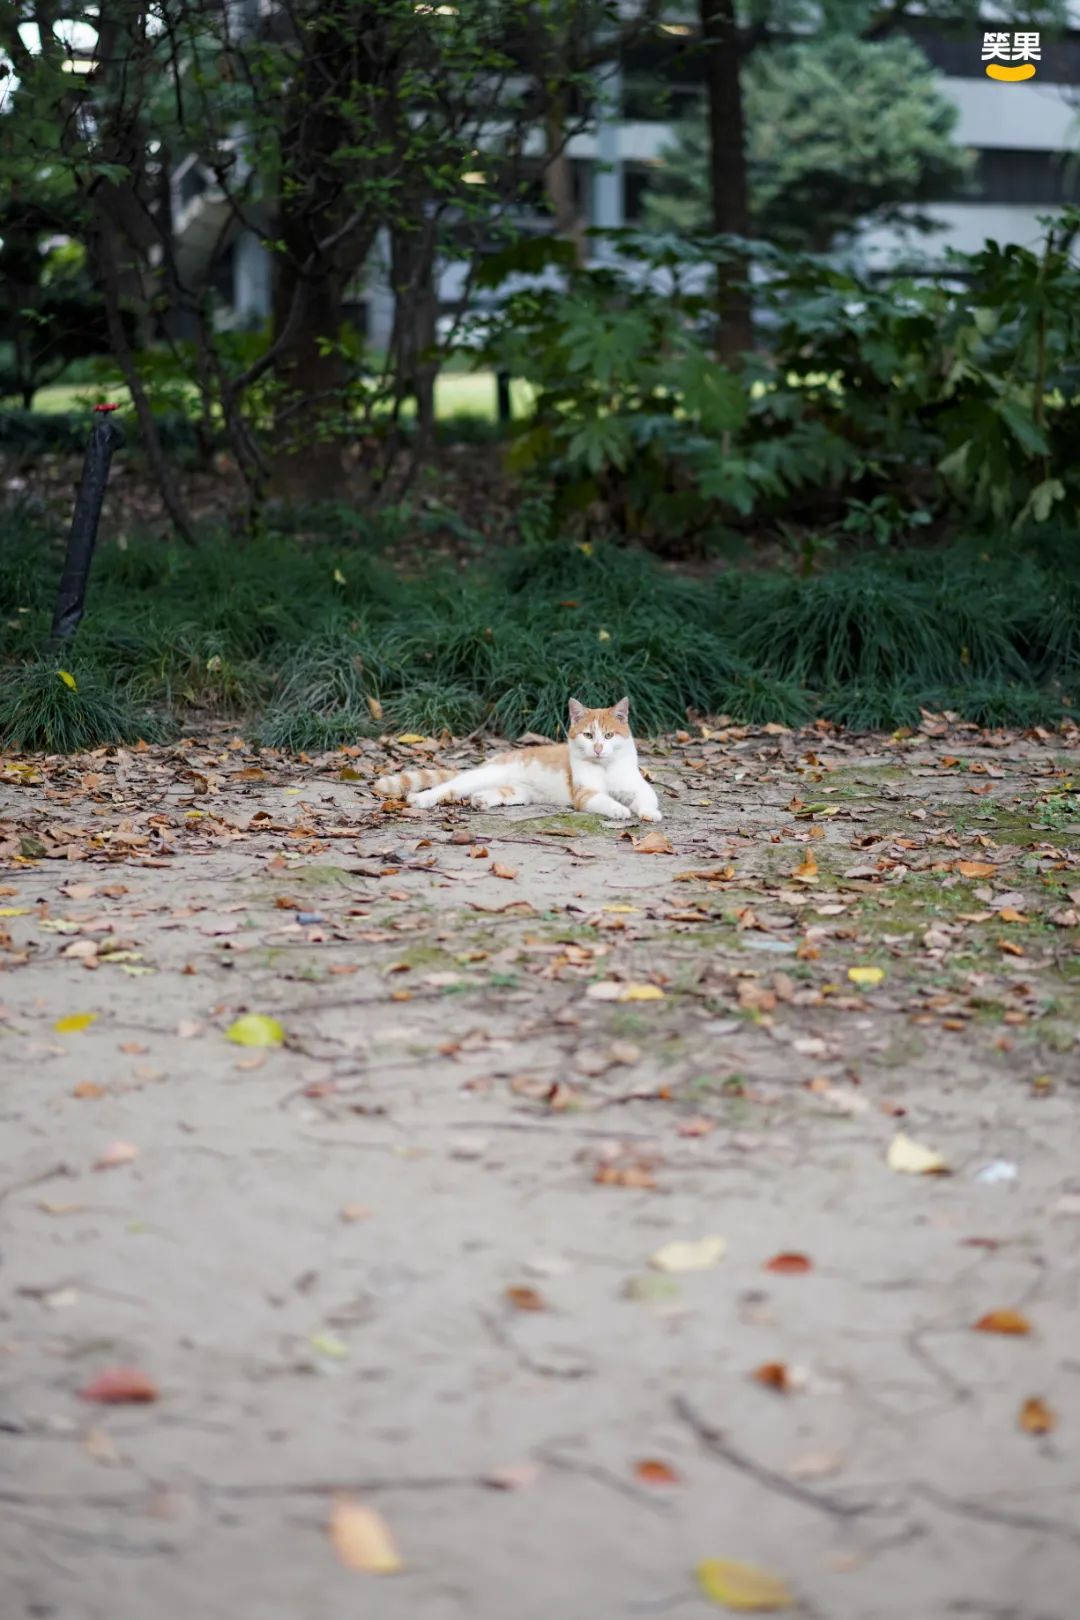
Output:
top-left (671, 1394), bottom-right (878, 1521)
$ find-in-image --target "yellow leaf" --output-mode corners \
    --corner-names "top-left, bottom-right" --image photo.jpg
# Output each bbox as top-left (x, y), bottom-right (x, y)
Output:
top-left (309, 1331), bottom-right (348, 1359)
top-left (54, 1012), bottom-right (98, 1034)
top-left (791, 851), bottom-right (818, 880)
top-left (602, 904), bottom-right (639, 914)
top-left (366, 694), bottom-right (384, 723)
top-left (0, 906), bottom-right (30, 916)
top-left (955, 860), bottom-right (997, 878)
top-left (225, 1014), bottom-right (285, 1048)
top-left (57, 669), bottom-right (77, 691)
top-left (395, 734), bottom-right (425, 745)
top-left (333, 567), bottom-right (347, 585)
top-left (847, 966), bottom-right (885, 987)
top-left (329, 1498), bottom-right (403, 1574)
top-left (598, 628), bottom-right (611, 641)
top-left (650, 1236), bottom-right (727, 1273)
top-left (886, 1132), bottom-right (950, 1176)
top-left (697, 1558), bottom-right (794, 1611)
top-left (620, 983), bottom-right (665, 1001)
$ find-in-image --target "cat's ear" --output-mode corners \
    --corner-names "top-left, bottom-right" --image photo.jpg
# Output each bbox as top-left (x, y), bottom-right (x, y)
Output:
top-left (567, 697), bottom-right (586, 723)
top-left (612, 696), bottom-right (630, 722)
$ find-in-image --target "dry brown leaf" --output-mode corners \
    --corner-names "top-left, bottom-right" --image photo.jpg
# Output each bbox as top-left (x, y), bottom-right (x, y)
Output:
top-left (594, 1163), bottom-right (658, 1190)
top-left (633, 831), bottom-right (674, 855)
top-left (79, 1367), bottom-right (158, 1404)
top-left (955, 860), bottom-right (997, 878)
top-left (491, 862), bottom-right (518, 881)
top-left (1019, 1396), bottom-right (1056, 1434)
top-left (634, 1458), bottom-right (680, 1486)
top-left (763, 1252), bottom-right (812, 1275)
top-left (752, 1361), bottom-right (794, 1392)
top-left (329, 1498), bottom-right (402, 1574)
top-left (73, 1081), bottom-right (105, 1099)
top-left (505, 1285), bottom-right (548, 1312)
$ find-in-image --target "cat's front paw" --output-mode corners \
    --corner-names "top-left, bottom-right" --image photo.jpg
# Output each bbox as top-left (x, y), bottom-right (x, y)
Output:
top-left (604, 801), bottom-right (633, 820)
top-left (409, 788), bottom-right (439, 808)
top-left (637, 807), bottom-right (663, 822)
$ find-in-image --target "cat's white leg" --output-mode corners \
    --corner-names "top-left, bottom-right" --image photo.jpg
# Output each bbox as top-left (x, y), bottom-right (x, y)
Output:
top-left (470, 786), bottom-right (531, 809)
top-left (410, 765), bottom-right (503, 808)
top-left (577, 790), bottom-right (632, 820)
top-left (630, 775), bottom-right (662, 822)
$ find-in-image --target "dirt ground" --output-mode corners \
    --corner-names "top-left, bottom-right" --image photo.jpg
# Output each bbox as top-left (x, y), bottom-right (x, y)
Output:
top-left (2, 716), bottom-right (1079, 1620)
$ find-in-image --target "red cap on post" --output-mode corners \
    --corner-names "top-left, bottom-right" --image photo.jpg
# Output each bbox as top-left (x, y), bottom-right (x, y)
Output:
top-left (93, 403), bottom-right (120, 413)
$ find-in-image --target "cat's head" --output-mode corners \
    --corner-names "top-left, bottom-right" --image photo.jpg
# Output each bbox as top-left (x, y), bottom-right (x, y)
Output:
top-left (567, 696), bottom-right (631, 764)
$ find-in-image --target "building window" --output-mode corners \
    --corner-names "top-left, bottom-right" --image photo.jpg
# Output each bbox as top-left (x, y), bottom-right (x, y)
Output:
top-left (974, 148), bottom-right (1080, 206)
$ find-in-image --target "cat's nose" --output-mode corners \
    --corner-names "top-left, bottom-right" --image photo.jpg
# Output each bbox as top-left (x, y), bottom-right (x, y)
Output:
top-left (593, 744), bottom-right (604, 756)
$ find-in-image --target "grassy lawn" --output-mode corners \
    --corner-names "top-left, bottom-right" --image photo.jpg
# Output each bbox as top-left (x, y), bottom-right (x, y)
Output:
top-left (30, 371), bottom-right (535, 423)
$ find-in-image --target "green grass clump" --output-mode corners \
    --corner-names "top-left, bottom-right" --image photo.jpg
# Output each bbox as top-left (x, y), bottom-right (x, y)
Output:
top-left (0, 658), bottom-right (162, 752)
top-left (1, 509), bottom-right (1076, 754)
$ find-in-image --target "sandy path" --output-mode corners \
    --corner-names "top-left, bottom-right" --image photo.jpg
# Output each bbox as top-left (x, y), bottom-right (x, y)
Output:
top-left (2, 720), bottom-right (1079, 1618)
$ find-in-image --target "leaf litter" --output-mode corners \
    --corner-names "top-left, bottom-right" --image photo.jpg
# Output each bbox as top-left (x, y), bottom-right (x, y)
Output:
top-left (4, 717), bottom-right (1080, 1612)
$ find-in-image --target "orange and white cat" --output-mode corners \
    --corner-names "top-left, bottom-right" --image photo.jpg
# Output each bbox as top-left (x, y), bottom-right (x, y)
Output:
top-left (374, 697), bottom-right (661, 821)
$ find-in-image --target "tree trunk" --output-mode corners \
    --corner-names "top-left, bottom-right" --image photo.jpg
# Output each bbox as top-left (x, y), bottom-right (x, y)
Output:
top-left (390, 216), bottom-right (439, 455)
top-left (698, 0), bottom-right (753, 364)
top-left (269, 260), bottom-right (351, 499)
top-left (544, 95), bottom-right (588, 268)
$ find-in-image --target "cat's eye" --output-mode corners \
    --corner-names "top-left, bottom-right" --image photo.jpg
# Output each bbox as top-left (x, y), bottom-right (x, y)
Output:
top-left (603, 730), bottom-right (614, 738)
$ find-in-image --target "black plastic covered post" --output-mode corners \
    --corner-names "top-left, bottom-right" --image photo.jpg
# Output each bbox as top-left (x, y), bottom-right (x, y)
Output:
top-left (50, 406), bottom-right (124, 642)
top-left (496, 369), bottom-right (512, 425)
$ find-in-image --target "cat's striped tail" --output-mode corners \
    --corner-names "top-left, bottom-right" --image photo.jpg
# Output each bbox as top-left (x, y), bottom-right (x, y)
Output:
top-left (373, 766), bottom-right (457, 798)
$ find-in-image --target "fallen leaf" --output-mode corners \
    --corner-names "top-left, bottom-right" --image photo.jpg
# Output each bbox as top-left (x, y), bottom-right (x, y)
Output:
top-left (697, 1557), bottom-right (794, 1611)
top-left (886, 1133), bottom-right (950, 1176)
top-left (94, 1140), bottom-right (139, 1170)
top-left (505, 1285), bottom-right (548, 1312)
top-left (1019, 1396), bottom-right (1056, 1434)
top-left (956, 860), bottom-right (997, 878)
top-left (79, 1367), bottom-right (158, 1404)
top-left (339, 1203), bottom-right (372, 1223)
top-left (650, 1235), bottom-right (726, 1272)
top-left (366, 695), bottom-right (384, 723)
top-left (634, 1458), bottom-right (680, 1486)
top-left (329, 1498), bottom-right (403, 1574)
top-left (225, 1014), bottom-right (285, 1048)
top-left (633, 831), bottom-right (674, 855)
top-left (491, 863), bottom-right (518, 881)
top-left (73, 1082), bottom-right (105, 1099)
top-left (764, 1252), bottom-right (812, 1274)
top-left (54, 1012), bottom-right (98, 1034)
top-left (752, 1361), bottom-right (795, 1392)
top-left (0, 906), bottom-right (30, 916)
top-left (847, 966), bottom-right (885, 988)
top-left (594, 1163), bottom-right (657, 1189)
top-left (482, 1462), bottom-right (540, 1491)
top-left (791, 851), bottom-right (818, 880)
top-left (57, 668), bottom-right (77, 691)
top-left (395, 733), bottom-right (425, 745)
top-left (620, 983), bottom-right (665, 1002)
top-left (974, 1309), bottom-right (1031, 1335)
